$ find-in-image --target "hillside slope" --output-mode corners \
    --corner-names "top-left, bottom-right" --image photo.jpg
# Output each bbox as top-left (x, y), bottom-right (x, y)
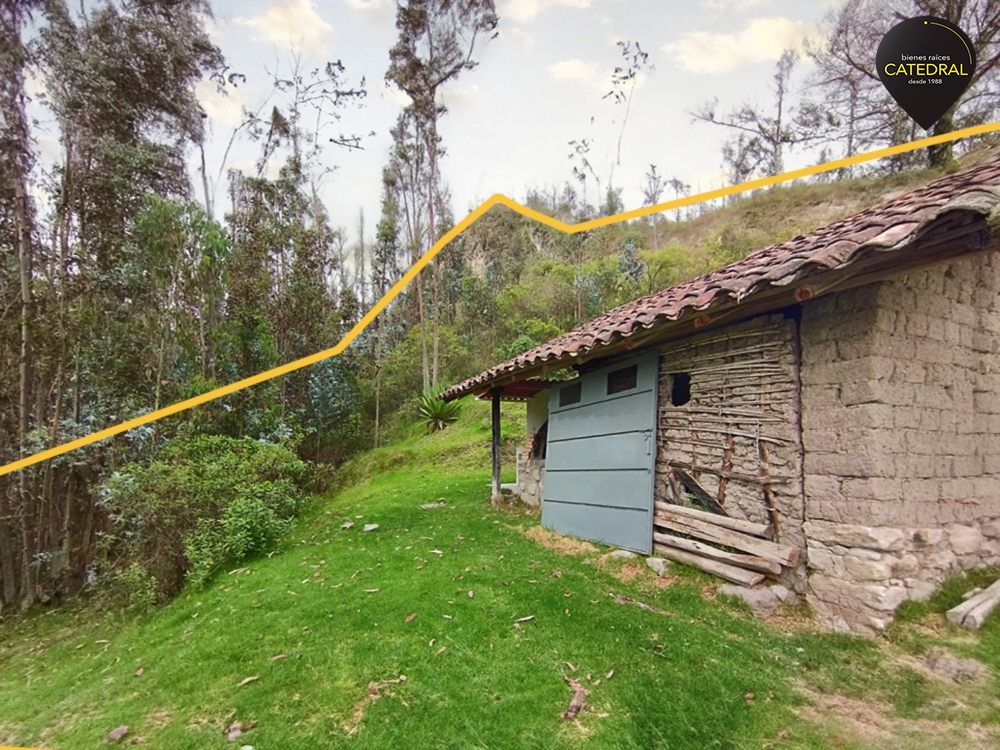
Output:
top-left (3, 402), bottom-right (1000, 749)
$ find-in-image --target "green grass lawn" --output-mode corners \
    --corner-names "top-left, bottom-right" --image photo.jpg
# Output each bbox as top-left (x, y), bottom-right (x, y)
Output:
top-left (2, 402), bottom-right (999, 749)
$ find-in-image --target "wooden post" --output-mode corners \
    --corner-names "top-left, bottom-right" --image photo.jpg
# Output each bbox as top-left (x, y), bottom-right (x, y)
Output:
top-left (491, 387), bottom-right (502, 501)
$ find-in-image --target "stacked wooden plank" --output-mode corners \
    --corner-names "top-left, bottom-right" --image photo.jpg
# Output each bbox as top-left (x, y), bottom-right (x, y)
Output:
top-left (946, 579), bottom-right (1000, 630)
top-left (652, 502), bottom-right (800, 586)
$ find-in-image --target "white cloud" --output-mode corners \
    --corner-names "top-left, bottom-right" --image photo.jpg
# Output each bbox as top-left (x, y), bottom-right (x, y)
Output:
top-left (23, 64), bottom-right (46, 100)
top-left (343, 0), bottom-right (394, 22)
top-left (381, 83), bottom-right (412, 107)
top-left (236, 0), bottom-right (333, 59)
top-left (663, 17), bottom-right (816, 75)
top-left (501, 26), bottom-right (535, 48)
top-left (229, 158), bottom-right (283, 181)
top-left (548, 58), bottom-right (648, 96)
top-left (701, 0), bottom-right (771, 11)
top-left (195, 80), bottom-right (247, 130)
top-left (499, 0), bottom-right (590, 24)
top-left (196, 12), bottom-right (221, 39)
top-left (438, 83), bottom-right (480, 109)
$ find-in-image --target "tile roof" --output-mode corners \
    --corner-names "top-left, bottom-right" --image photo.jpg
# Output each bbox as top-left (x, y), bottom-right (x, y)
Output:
top-left (441, 157), bottom-right (1000, 402)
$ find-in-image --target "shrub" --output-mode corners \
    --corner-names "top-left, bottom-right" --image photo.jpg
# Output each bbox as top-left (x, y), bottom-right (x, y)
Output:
top-left (98, 436), bottom-right (313, 602)
top-left (415, 391), bottom-right (462, 432)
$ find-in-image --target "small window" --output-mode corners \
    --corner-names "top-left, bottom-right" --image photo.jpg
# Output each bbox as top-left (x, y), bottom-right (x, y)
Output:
top-left (607, 364), bottom-right (638, 395)
top-left (559, 382), bottom-right (582, 407)
top-left (670, 372), bottom-right (691, 407)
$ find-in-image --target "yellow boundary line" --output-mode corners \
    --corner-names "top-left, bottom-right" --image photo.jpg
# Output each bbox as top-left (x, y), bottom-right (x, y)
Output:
top-left (1, 122), bottom-right (999, 478)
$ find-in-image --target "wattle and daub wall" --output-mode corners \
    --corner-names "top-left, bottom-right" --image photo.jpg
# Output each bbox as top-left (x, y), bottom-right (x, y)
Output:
top-left (650, 251), bottom-right (999, 634)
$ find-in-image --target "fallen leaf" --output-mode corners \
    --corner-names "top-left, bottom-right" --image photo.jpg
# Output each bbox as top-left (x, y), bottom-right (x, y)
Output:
top-left (364, 588), bottom-right (379, 593)
top-left (593, 679), bottom-right (601, 686)
top-left (238, 676), bottom-right (260, 687)
top-left (405, 613), bottom-right (417, 623)
top-left (467, 590), bottom-right (475, 599)
top-left (313, 572), bottom-right (321, 578)
top-left (564, 592), bottom-right (572, 597)
top-left (106, 726), bottom-right (129, 743)
top-left (745, 692), bottom-right (755, 704)
top-left (606, 669), bottom-right (615, 679)
top-left (429, 639), bottom-right (435, 647)
top-left (341, 522), bottom-right (354, 529)
top-left (96, 639), bottom-right (110, 644)
top-left (442, 614), bottom-right (452, 619)
top-left (433, 647), bottom-right (447, 656)
top-left (566, 662), bottom-right (577, 672)
top-left (270, 654), bottom-right (287, 661)
top-left (134, 667), bottom-right (144, 677)
top-left (430, 549), bottom-right (444, 556)
top-left (552, 570), bottom-right (563, 578)
top-left (514, 615), bottom-right (535, 623)
top-left (586, 673), bottom-right (592, 680)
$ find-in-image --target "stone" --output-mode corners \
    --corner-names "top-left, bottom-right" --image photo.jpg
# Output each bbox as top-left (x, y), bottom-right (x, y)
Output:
top-left (610, 550), bottom-right (637, 560)
top-left (981, 520), bottom-right (1000, 539)
top-left (718, 584), bottom-right (780, 619)
top-left (905, 579), bottom-right (937, 602)
top-left (842, 555), bottom-right (894, 581)
top-left (923, 650), bottom-right (989, 682)
top-left (645, 557), bottom-right (669, 576)
top-left (363, 524), bottom-right (379, 532)
top-left (770, 584), bottom-right (798, 605)
top-left (947, 525), bottom-right (985, 555)
top-left (803, 521), bottom-right (906, 552)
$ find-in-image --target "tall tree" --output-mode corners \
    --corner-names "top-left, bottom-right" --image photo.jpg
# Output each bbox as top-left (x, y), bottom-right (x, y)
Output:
top-left (386, 0), bottom-right (498, 390)
top-left (693, 50), bottom-right (828, 183)
top-left (805, 0), bottom-right (1000, 169)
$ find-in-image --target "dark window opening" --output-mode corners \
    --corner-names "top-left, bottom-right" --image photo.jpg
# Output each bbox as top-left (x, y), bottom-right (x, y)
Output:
top-left (607, 364), bottom-right (638, 395)
top-left (670, 372), bottom-right (691, 406)
top-left (559, 382), bottom-right (582, 407)
top-left (531, 420), bottom-right (548, 459)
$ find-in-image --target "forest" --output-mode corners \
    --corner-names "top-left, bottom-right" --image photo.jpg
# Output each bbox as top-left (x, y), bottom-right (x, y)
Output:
top-left (2, 0), bottom-right (1000, 616)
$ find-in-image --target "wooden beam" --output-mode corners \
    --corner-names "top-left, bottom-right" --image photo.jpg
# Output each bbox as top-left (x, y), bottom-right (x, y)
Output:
top-left (946, 579), bottom-right (1000, 629)
top-left (654, 532), bottom-right (781, 576)
top-left (653, 508), bottom-right (800, 567)
top-left (653, 544), bottom-right (765, 586)
top-left (491, 387), bottom-right (502, 500)
top-left (653, 501), bottom-right (771, 538)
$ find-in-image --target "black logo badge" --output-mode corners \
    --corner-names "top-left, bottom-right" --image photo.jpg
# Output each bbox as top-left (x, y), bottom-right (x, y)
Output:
top-left (876, 16), bottom-right (976, 130)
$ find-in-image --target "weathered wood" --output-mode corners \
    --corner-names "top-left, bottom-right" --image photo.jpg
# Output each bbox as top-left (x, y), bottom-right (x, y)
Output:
top-left (673, 468), bottom-right (727, 515)
top-left (653, 544), bottom-right (765, 586)
top-left (653, 532), bottom-right (781, 575)
top-left (491, 387), bottom-right (502, 500)
top-left (654, 501), bottom-right (771, 537)
top-left (653, 509), bottom-right (800, 567)
top-left (946, 579), bottom-right (1000, 629)
top-left (662, 460), bottom-right (795, 485)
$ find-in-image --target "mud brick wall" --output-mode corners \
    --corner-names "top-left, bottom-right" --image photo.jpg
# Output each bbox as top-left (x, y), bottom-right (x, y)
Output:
top-left (655, 314), bottom-right (807, 587)
top-left (799, 252), bottom-right (1000, 635)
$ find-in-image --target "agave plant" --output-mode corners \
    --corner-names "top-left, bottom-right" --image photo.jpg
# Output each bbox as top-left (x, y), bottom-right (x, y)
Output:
top-left (415, 391), bottom-right (461, 433)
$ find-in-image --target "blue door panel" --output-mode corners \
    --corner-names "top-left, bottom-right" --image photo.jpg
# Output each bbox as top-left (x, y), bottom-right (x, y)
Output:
top-left (541, 351), bottom-right (658, 554)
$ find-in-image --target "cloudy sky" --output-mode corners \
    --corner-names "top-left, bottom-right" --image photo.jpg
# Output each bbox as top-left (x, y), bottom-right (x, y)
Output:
top-left (33, 0), bottom-right (848, 246)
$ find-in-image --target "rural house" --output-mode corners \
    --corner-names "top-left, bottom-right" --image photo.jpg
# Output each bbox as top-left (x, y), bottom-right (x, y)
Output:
top-left (441, 157), bottom-right (1000, 636)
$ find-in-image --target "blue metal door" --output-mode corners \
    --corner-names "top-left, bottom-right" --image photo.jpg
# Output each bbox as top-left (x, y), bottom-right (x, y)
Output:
top-left (541, 351), bottom-right (659, 553)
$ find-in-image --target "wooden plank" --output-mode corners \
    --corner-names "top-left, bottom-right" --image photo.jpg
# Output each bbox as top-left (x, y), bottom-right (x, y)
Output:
top-left (673, 468), bottom-right (727, 515)
top-left (653, 544), bottom-right (765, 586)
top-left (654, 501), bottom-right (771, 538)
top-left (946, 579), bottom-right (1000, 629)
top-left (653, 532), bottom-right (781, 576)
top-left (491, 388), bottom-right (502, 500)
top-left (653, 509), bottom-right (800, 567)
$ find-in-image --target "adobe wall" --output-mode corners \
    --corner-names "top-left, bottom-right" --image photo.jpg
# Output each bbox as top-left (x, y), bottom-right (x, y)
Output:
top-left (799, 252), bottom-right (1000, 635)
top-left (517, 391), bottom-right (549, 507)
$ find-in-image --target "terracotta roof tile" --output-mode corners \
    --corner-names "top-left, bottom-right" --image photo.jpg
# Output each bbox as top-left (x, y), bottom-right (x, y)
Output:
top-left (442, 158), bottom-right (1000, 401)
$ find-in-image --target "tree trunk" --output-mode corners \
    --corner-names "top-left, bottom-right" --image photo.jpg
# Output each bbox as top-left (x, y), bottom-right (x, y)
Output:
top-left (14, 158), bottom-right (37, 609)
top-left (928, 107), bottom-right (956, 168)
